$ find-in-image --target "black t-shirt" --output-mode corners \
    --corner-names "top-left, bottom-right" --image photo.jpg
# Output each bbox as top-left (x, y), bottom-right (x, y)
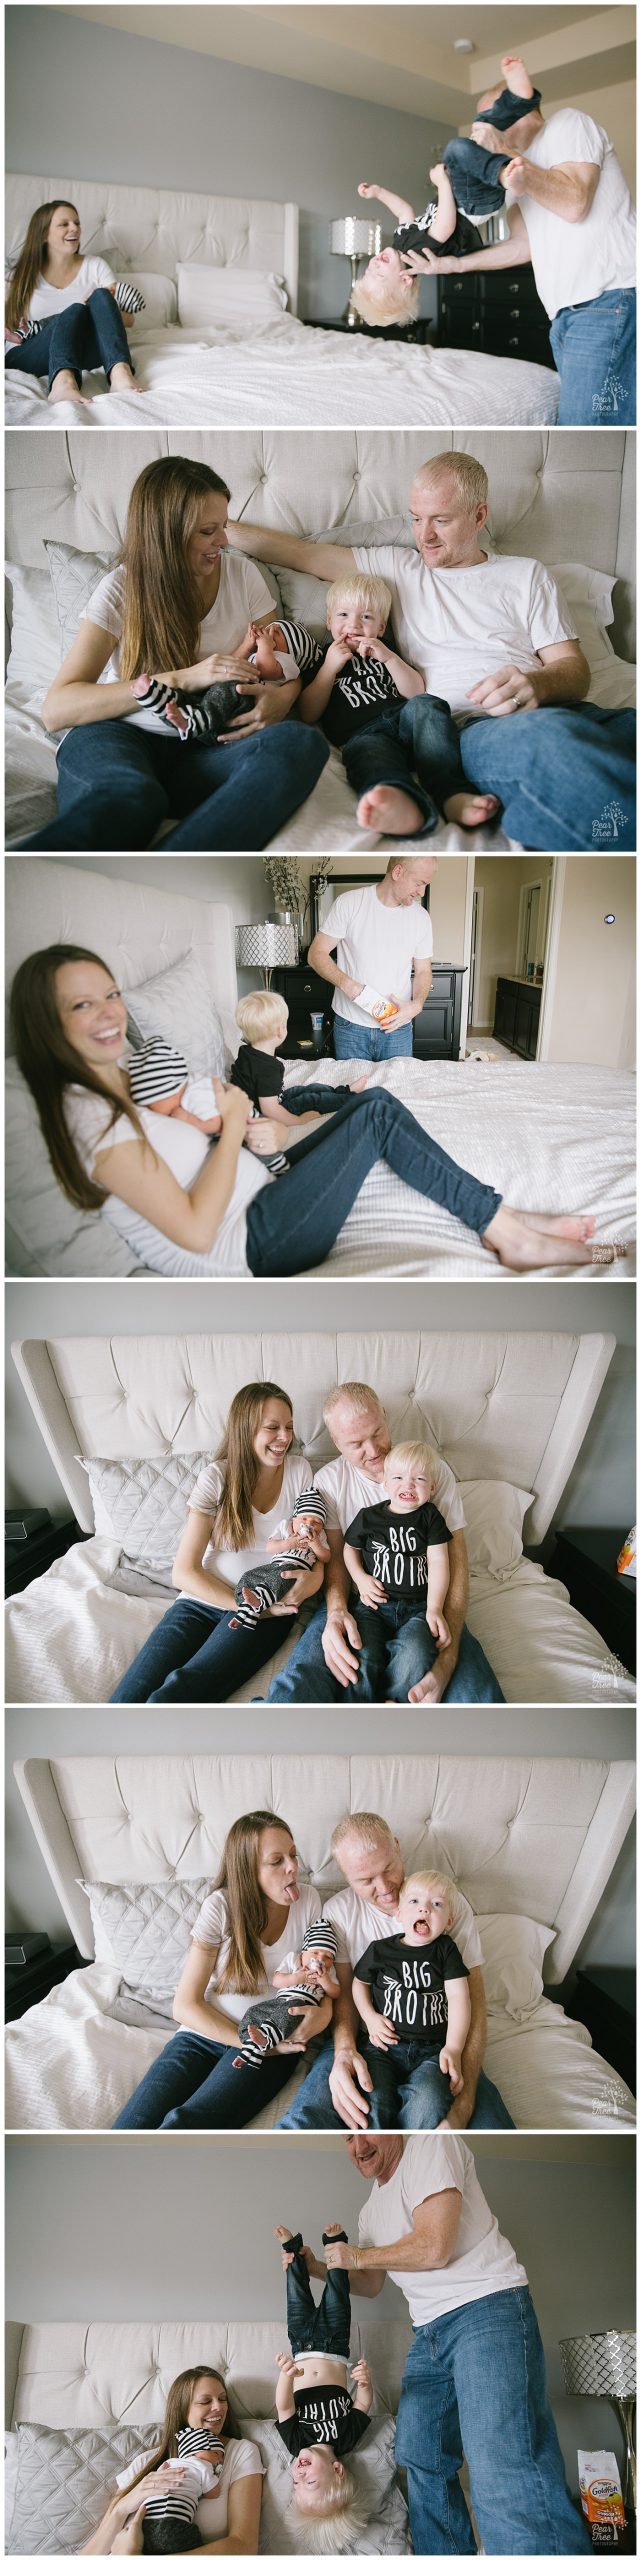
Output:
top-left (230, 1044), bottom-right (285, 1107)
top-left (345, 1499), bottom-right (451, 1599)
top-left (299, 637), bottom-right (405, 749)
top-left (394, 205), bottom-right (483, 259)
top-left (277, 2385), bottom-right (371, 2454)
top-left (354, 1929), bottom-right (468, 2045)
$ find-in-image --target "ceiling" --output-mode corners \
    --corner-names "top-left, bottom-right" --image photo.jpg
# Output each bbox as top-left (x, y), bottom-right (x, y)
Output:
top-left (57, 4), bottom-right (635, 122)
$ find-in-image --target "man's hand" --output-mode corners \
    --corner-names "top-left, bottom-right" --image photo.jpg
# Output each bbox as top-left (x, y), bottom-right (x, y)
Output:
top-left (440, 2044), bottom-right (464, 2093)
top-left (354, 1571), bottom-right (387, 1611)
top-left (408, 1637), bottom-right (459, 1705)
top-left (436, 2086), bottom-right (474, 2131)
top-left (324, 2239), bottom-right (357, 2270)
top-left (221, 680), bottom-right (296, 739)
top-left (466, 663), bottom-right (541, 716)
top-left (366, 2014), bottom-right (400, 2050)
top-left (426, 1608), bottom-right (450, 1649)
top-left (328, 2044), bottom-right (373, 2127)
top-left (501, 156), bottom-right (529, 197)
top-left (401, 245), bottom-right (453, 274)
top-left (380, 998), bottom-right (416, 1031)
top-left (322, 1606), bottom-right (363, 1687)
top-left (469, 119), bottom-right (505, 153)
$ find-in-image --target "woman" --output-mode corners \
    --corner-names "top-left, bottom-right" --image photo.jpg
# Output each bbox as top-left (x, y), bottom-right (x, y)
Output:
top-left (11, 944), bottom-right (603, 1294)
top-left (114, 1813), bottom-right (323, 2129)
top-left (16, 457), bottom-right (327, 851)
top-left (112, 1380), bottom-right (320, 1703)
top-left (83, 2364), bottom-right (262, 2554)
top-left (5, 200), bottom-right (138, 406)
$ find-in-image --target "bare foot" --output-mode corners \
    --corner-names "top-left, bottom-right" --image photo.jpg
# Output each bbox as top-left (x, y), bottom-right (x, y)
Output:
top-left (357, 785), bottom-right (424, 836)
top-left (48, 370), bottom-right (90, 407)
top-left (110, 363), bottom-right (142, 394)
top-left (520, 1211), bottom-right (596, 1241)
top-left (443, 791), bottom-right (500, 828)
top-left (274, 2224), bottom-right (296, 2265)
top-left (483, 1207), bottom-right (599, 1270)
top-left (323, 2222), bottom-right (345, 2237)
top-left (351, 1075), bottom-right (369, 1091)
top-left (500, 53), bottom-right (535, 97)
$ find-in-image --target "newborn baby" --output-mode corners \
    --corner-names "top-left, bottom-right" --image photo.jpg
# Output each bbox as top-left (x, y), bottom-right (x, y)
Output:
top-left (234, 1919), bottom-right (340, 2070)
top-left (137, 2427), bottom-right (225, 2554)
top-left (229, 1489), bottom-right (330, 1628)
top-left (127, 1036), bottom-right (289, 1176)
top-left (131, 618), bottom-right (318, 742)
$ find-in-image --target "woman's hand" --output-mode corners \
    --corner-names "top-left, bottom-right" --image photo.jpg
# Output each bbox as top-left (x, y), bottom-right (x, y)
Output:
top-left (111, 2517), bottom-right (144, 2554)
top-left (176, 652), bottom-right (263, 690)
top-left (213, 1081), bottom-right (252, 1135)
top-left (265, 1563), bottom-right (321, 1615)
top-left (244, 1115), bottom-right (284, 1156)
top-left (220, 680), bottom-right (297, 740)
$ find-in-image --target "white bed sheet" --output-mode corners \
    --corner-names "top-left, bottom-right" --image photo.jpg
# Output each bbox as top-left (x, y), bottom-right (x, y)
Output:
top-left (4, 1530), bottom-right (635, 1706)
top-left (5, 1961), bottom-right (634, 2132)
top-left (4, 314), bottom-right (560, 430)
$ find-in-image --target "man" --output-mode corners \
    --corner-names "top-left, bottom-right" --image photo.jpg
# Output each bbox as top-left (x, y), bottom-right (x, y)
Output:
top-left (325, 2133), bottom-right (589, 2556)
top-left (277, 1811), bottom-right (513, 2132)
top-left (266, 1381), bottom-right (503, 1704)
top-left (227, 452), bottom-right (635, 851)
top-left (308, 852), bottom-right (435, 1061)
top-left (406, 52), bottom-right (636, 426)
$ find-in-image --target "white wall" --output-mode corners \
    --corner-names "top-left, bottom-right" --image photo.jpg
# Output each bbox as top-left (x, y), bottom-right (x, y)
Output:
top-left (543, 859), bottom-right (636, 1071)
top-left (5, 2134), bottom-right (635, 2477)
top-left (545, 78), bottom-right (636, 190)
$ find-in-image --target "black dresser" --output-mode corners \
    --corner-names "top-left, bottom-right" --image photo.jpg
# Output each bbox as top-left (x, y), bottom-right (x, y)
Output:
top-left (493, 975), bottom-right (542, 1058)
top-left (438, 265), bottom-right (554, 368)
top-left (271, 962), bottom-right (466, 1060)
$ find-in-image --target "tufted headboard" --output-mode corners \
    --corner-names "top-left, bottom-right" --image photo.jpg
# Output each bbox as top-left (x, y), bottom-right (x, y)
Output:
top-left (5, 858), bottom-right (238, 1051)
top-left (11, 1326), bottom-right (615, 1548)
top-left (5, 2315), bottom-right (409, 2430)
top-left (4, 427), bottom-right (635, 662)
top-left (6, 170), bottom-right (299, 310)
top-left (12, 1751), bottom-right (635, 1984)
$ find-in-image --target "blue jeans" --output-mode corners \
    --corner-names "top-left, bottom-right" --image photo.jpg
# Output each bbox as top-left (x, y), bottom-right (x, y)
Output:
top-left (396, 2290), bottom-right (590, 2555)
top-left (460, 703), bottom-right (636, 851)
top-left (286, 2233), bottom-right (351, 2359)
top-left (342, 694), bottom-right (466, 833)
top-left (247, 1089), bottom-right (502, 1276)
top-left (278, 2039), bottom-right (513, 2130)
top-left (110, 1594), bottom-right (287, 1702)
top-left (352, 1597), bottom-right (449, 1702)
top-left (17, 716), bottom-right (329, 853)
top-left (550, 285), bottom-right (636, 424)
top-left (332, 1015), bottom-right (414, 1061)
top-left (266, 1599), bottom-right (504, 1703)
top-left (113, 2027), bottom-right (300, 2129)
top-left (442, 88), bottom-right (541, 220)
top-left (5, 287), bottom-right (134, 388)
top-left (362, 2039), bottom-right (514, 2131)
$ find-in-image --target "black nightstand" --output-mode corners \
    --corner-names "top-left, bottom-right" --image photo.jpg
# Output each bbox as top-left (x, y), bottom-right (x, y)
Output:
top-left (272, 962), bottom-right (466, 1061)
top-left (5, 1515), bottom-right (87, 1597)
top-left (5, 1941), bottom-right (86, 2020)
top-left (564, 1968), bottom-right (635, 2096)
top-left (271, 962), bottom-right (334, 1059)
top-left (549, 1527), bottom-right (636, 1676)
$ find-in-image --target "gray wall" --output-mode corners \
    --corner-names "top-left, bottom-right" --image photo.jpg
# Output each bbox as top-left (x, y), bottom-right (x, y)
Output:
top-left (5, 2134), bottom-right (635, 2478)
top-left (6, 1706), bottom-right (635, 1973)
top-left (6, 8), bottom-right (443, 322)
top-left (6, 1277), bottom-right (636, 1533)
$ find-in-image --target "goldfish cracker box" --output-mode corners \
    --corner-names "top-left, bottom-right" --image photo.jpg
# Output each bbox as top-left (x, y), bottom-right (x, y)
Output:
top-left (578, 2451), bottom-right (626, 2546)
top-left (358, 985), bottom-right (400, 1026)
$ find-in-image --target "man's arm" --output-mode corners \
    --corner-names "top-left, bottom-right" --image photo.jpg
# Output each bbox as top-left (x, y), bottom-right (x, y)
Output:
top-left (381, 952), bottom-right (433, 1036)
top-left (307, 930), bottom-right (364, 1004)
top-left (504, 153), bottom-right (600, 224)
top-left (408, 1525), bottom-right (467, 1705)
top-left (226, 520), bottom-right (355, 583)
top-left (327, 2190), bottom-right (462, 2281)
top-left (402, 203), bottom-right (531, 277)
top-left (437, 1966), bottom-right (486, 2130)
top-left (327, 1959), bottom-right (374, 2129)
top-left (466, 638), bottom-right (590, 718)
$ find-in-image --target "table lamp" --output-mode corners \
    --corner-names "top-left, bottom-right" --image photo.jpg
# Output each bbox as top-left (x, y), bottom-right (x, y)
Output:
top-left (330, 217), bottom-right (382, 324)
top-left (560, 2331), bottom-right (636, 2510)
top-left (235, 921), bottom-right (299, 988)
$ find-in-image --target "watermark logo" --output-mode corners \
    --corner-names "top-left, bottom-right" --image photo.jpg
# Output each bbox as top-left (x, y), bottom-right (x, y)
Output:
top-left (591, 1648), bottom-right (627, 1692)
top-left (592, 373), bottom-right (626, 419)
top-left (591, 2077), bottom-right (631, 2118)
top-left (592, 800), bottom-right (628, 844)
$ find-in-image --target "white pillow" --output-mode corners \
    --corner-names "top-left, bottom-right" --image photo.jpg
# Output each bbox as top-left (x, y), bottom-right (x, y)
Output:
top-left (44, 539), bottom-right (115, 659)
top-left (5, 562), bottom-right (60, 703)
top-left (551, 561), bottom-right (615, 631)
top-left (478, 1911), bottom-right (556, 2019)
top-left (76, 1449), bottom-right (212, 1569)
top-left (127, 948), bottom-right (228, 1080)
top-left (121, 268), bottom-right (177, 332)
top-left (77, 1875), bottom-right (212, 1988)
top-left (176, 262), bottom-right (287, 329)
top-left (459, 1479), bottom-right (530, 1576)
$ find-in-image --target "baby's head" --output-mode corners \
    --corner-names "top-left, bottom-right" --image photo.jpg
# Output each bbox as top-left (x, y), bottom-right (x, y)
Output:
top-left (290, 1489), bottom-right (330, 1553)
top-left (248, 619), bottom-right (289, 679)
top-left (235, 990), bottom-right (288, 1053)
top-left (290, 2446), bottom-right (355, 2519)
top-left (397, 1868), bottom-right (457, 1947)
top-left (383, 1440), bottom-right (439, 1513)
top-left (300, 1918), bottom-right (338, 1980)
top-left (350, 244), bottom-right (420, 329)
top-left (325, 572), bottom-right (392, 652)
top-left (128, 1035), bottom-right (189, 1114)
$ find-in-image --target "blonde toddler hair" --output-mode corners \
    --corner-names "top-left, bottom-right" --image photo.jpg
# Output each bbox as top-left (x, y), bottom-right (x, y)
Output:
top-left (235, 990), bottom-right (288, 1044)
top-left (383, 1438), bottom-right (439, 1490)
top-left (325, 572), bottom-right (392, 630)
top-left (286, 2468), bottom-right (374, 2552)
top-left (350, 274), bottom-right (420, 327)
top-left (400, 1867), bottom-right (458, 1927)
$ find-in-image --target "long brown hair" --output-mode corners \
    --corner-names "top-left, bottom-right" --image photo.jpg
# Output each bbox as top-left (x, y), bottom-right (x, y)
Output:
top-left (5, 200), bottom-right (80, 330)
top-left (118, 458), bottom-right (231, 681)
top-left (10, 944), bottom-right (148, 1211)
top-left (108, 2366), bottom-right (232, 2513)
top-left (215, 1811), bottom-right (296, 1995)
top-left (213, 1382), bottom-right (294, 1552)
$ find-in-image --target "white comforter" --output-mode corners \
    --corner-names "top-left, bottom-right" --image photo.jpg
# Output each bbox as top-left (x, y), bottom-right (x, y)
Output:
top-left (5, 1961), bottom-right (634, 2131)
top-left (4, 313), bottom-right (560, 429)
top-left (4, 1530), bottom-right (635, 1706)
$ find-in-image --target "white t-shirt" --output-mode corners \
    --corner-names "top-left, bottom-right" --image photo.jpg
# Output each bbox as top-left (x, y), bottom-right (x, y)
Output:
top-left (82, 555), bottom-right (277, 732)
top-left (353, 546), bottom-right (576, 724)
top-left (515, 112), bottom-right (637, 319)
top-left (315, 1452), bottom-right (466, 1541)
top-left (192, 1881), bottom-right (322, 2019)
top-left (357, 2133), bottom-right (527, 2325)
top-left (320, 883), bottom-right (433, 1026)
top-left (29, 253), bottom-right (115, 320)
top-left (325, 1886), bottom-right (482, 1974)
top-left (116, 2437), bottom-right (263, 2541)
top-left (64, 1084), bottom-right (270, 1278)
top-left (189, 1451), bottom-right (313, 1589)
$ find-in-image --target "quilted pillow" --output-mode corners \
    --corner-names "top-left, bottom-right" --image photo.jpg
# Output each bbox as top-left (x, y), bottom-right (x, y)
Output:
top-left (126, 949), bottom-right (227, 1081)
top-left (77, 1875), bottom-right (213, 1995)
top-left (478, 1912), bottom-right (556, 2018)
top-left (243, 2416), bottom-right (411, 2555)
top-left (6, 2422), bottom-right (159, 2557)
top-left (44, 540), bottom-right (116, 659)
top-left (76, 1450), bottom-right (213, 1580)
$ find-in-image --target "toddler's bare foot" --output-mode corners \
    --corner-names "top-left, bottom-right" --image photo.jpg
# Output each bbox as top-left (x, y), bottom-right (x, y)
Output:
top-left (110, 363), bottom-right (141, 394)
top-left (443, 790), bottom-right (499, 829)
top-left (500, 53), bottom-right (535, 97)
top-left (357, 785), bottom-right (424, 836)
top-left (519, 1211), bottom-right (596, 1241)
top-left (48, 370), bottom-right (90, 407)
top-left (352, 1075), bottom-right (369, 1090)
top-left (323, 2222), bottom-right (345, 2237)
top-left (274, 2223), bottom-right (295, 2263)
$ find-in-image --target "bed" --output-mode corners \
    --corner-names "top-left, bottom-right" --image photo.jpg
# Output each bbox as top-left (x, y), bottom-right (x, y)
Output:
top-left (5, 860), bottom-right (636, 1279)
top-left (5, 1748), bottom-right (635, 2136)
top-left (5, 426), bottom-right (636, 856)
top-left (5, 1323), bottom-right (636, 1705)
top-left (5, 168), bottom-right (559, 431)
top-left (4, 2313), bottom-right (412, 2554)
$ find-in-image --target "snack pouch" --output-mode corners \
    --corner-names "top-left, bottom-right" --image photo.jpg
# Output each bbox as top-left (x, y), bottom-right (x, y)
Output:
top-left (578, 2450), bottom-right (626, 2541)
top-left (358, 984), bottom-right (400, 1025)
top-left (616, 1527), bottom-right (636, 1578)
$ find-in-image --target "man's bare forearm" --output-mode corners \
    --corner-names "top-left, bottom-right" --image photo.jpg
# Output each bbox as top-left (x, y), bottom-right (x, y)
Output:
top-left (333, 1972), bottom-right (360, 2053)
top-left (534, 655), bottom-right (590, 705)
top-left (518, 160), bottom-right (594, 223)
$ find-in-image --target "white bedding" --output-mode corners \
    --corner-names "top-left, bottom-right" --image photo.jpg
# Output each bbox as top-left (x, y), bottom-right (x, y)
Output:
top-left (4, 1959), bottom-right (634, 2132)
top-left (4, 1527), bottom-right (635, 1706)
top-left (4, 313), bottom-right (560, 430)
